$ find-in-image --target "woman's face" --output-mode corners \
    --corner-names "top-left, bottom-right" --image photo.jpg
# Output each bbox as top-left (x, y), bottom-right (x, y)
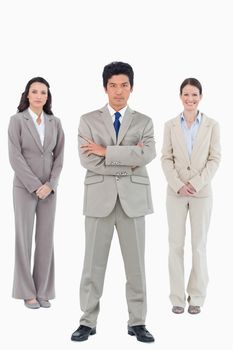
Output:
top-left (180, 84), bottom-right (202, 112)
top-left (27, 82), bottom-right (48, 111)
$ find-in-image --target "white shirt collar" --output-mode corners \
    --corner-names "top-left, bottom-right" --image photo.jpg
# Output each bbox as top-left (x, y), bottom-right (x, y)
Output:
top-left (107, 104), bottom-right (128, 120)
top-left (28, 107), bottom-right (44, 123)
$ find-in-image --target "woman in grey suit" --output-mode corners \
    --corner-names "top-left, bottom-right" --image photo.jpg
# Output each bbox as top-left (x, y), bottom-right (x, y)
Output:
top-left (161, 78), bottom-right (221, 315)
top-left (8, 77), bottom-right (64, 309)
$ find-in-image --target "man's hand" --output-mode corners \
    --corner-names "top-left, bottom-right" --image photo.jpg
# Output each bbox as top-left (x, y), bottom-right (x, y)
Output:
top-left (178, 184), bottom-right (196, 196)
top-left (81, 139), bottom-right (106, 157)
top-left (36, 184), bottom-right (52, 199)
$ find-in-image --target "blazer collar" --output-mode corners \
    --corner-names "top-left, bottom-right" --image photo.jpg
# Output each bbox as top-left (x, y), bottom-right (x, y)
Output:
top-left (43, 113), bottom-right (54, 151)
top-left (190, 113), bottom-right (210, 161)
top-left (172, 115), bottom-right (190, 162)
top-left (100, 105), bottom-right (116, 144)
top-left (172, 113), bottom-right (210, 162)
top-left (23, 109), bottom-right (53, 152)
top-left (99, 104), bottom-right (134, 145)
top-left (117, 106), bottom-right (134, 145)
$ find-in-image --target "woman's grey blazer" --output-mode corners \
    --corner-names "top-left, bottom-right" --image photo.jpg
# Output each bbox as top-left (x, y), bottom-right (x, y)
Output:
top-left (8, 109), bottom-right (64, 193)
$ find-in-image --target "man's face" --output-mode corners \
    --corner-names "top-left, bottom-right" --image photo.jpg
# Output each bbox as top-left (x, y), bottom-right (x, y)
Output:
top-left (105, 74), bottom-right (132, 111)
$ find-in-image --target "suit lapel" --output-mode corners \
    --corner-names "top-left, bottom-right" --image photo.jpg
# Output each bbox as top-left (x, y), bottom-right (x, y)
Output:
top-left (100, 105), bottom-right (117, 144)
top-left (23, 110), bottom-right (43, 152)
top-left (117, 107), bottom-right (134, 145)
top-left (172, 116), bottom-right (190, 162)
top-left (100, 105), bottom-right (134, 145)
top-left (190, 114), bottom-right (210, 160)
top-left (43, 114), bottom-right (54, 150)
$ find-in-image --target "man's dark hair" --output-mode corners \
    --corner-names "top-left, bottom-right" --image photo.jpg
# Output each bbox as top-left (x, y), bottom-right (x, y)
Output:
top-left (102, 61), bottom-right (134, 88)
top-left (180, 78), bottom-right (202, 95)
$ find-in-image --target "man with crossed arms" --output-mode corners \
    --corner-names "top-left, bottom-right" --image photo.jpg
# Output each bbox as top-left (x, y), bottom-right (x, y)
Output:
top-left (71, 61), bottom-right (156, 343)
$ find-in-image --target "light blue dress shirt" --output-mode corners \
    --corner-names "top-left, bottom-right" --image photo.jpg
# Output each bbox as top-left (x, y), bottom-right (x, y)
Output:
top-left (180, 112), bottom-right (202, 157)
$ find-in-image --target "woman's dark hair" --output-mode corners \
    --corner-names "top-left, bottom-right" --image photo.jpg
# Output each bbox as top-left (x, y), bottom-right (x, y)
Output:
top-left (180, 78), bottom-right (202, 95)
top-left (17, 77), bottom-right (53, 114)
top-left (102, 61), bottom-right (134, 88)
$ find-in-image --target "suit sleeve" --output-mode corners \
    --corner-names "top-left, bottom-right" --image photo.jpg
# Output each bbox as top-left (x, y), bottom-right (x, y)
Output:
top-left (105, 118), bottom-right (156, 166)
top-left (8, 116), bottom-right (42, 193)
top-left (78, 116), bottom-right (133, 175)
top-left (161, 122), bottom-right (185, 193)
top-left (188, 122), bottom-right (221, 192)
top-left (45, 119), bottom-right (65, 192)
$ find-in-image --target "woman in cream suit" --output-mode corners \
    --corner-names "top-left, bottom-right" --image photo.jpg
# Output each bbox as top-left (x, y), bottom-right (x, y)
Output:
top-left (8, 77), bottom-right (64, 309)
top-left (161, 78), bottom-right (221, 314)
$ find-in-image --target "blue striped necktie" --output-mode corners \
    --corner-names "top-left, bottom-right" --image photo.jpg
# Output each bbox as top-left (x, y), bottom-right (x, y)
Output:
top-left (114, 112), bottom-right (121, 137)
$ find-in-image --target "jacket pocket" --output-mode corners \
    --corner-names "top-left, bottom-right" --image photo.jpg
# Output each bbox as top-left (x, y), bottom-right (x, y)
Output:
top-left (84, 175), bottom-right (104, 185)
top-left (130, 175), bottom-right (150, 185)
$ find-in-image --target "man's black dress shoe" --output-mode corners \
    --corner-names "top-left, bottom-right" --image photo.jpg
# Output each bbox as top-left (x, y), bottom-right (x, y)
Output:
top-left (128, 325), bottom-right (155, 343)
top-left (71, 325), bottom-right (96, 342)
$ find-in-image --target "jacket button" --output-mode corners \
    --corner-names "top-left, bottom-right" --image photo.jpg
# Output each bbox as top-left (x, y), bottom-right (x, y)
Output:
top-left (187, 166), bottom-right (190, 170)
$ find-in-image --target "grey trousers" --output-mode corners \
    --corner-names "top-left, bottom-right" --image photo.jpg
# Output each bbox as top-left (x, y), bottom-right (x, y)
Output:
top-left (167, 195), bottom-right (212, 307)
top-left (79, 199), bottom-right (146, 327)
top-left (12, 186), bottom-right (56, 300)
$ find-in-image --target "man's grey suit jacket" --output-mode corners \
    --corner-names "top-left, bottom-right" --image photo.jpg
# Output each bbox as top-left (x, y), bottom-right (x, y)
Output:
top-left (78, 105), bottom-right (156, 218)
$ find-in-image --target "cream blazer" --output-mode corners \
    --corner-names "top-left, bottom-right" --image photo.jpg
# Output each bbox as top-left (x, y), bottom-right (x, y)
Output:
top-left (161, 113), bottom-right (221, 197)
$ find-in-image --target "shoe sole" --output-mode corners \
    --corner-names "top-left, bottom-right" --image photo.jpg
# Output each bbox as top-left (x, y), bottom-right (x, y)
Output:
top-left (39, 304), bottom-right (51, 308)
top-left (128, 331), bottom-right (154, 343)
top-left (188, 310), bottom-right (201, 314)
top-left (172, 308), bottom-right (184, 314)
top-left (71, 329), bottom-right (96, 342)
top-left (24, 303), bottom-right (40, 309)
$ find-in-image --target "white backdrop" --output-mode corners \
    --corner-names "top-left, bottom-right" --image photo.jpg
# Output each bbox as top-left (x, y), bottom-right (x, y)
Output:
top-left (1, 1), bottom-right (232, 349)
